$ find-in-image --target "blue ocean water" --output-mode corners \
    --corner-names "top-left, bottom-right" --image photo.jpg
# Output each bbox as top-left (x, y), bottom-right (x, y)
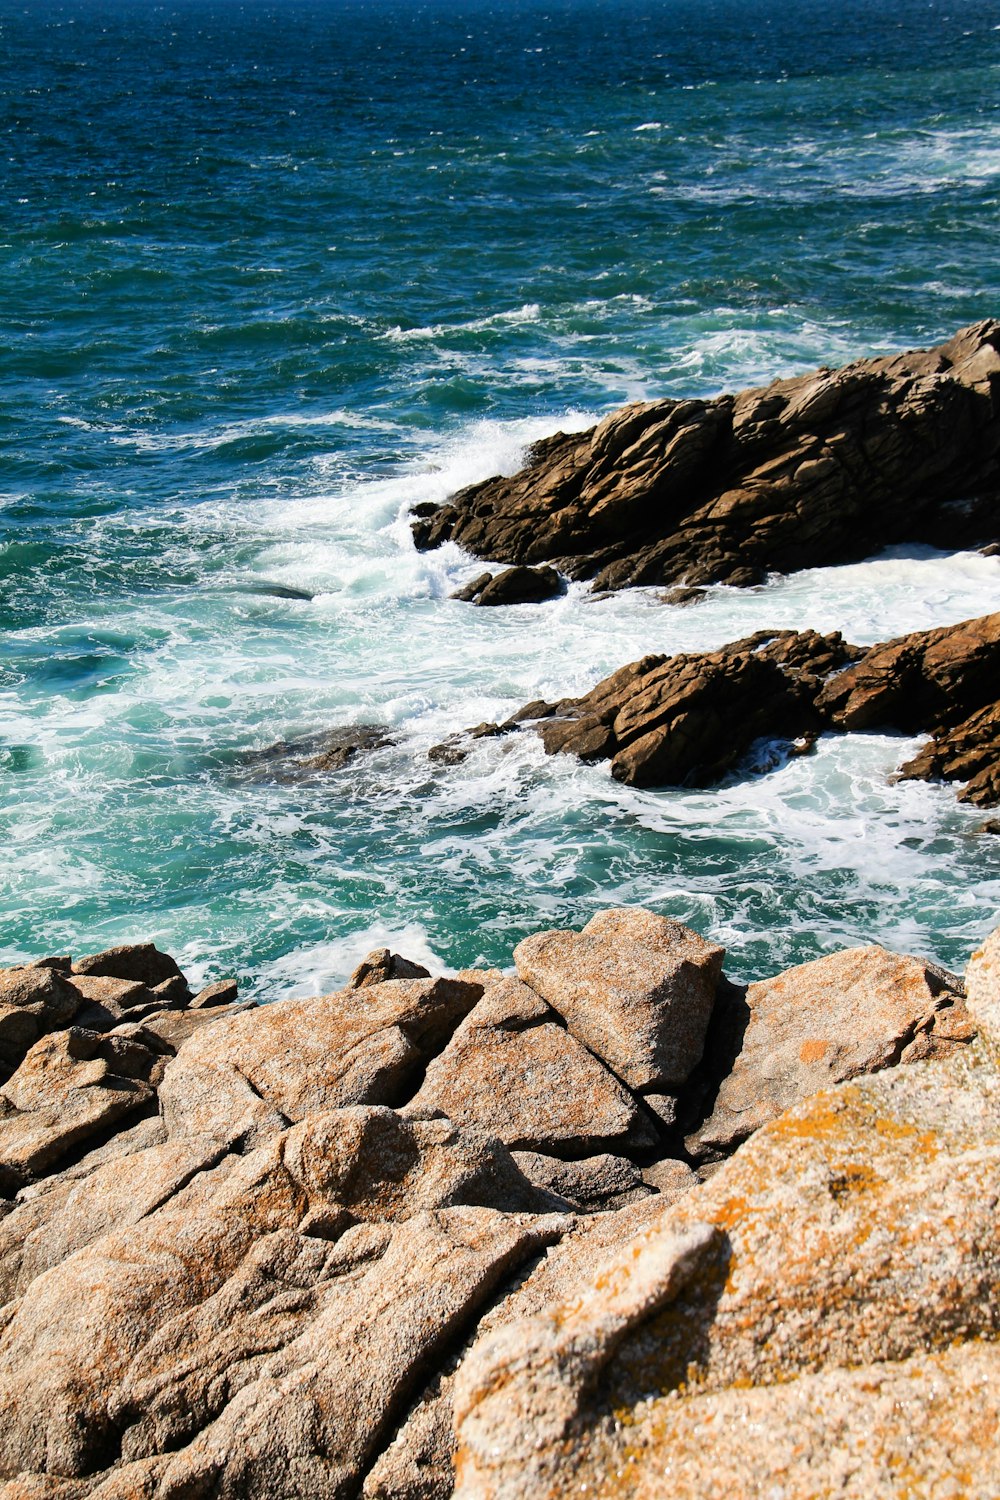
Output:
top-left (2, 0), bottom-right (999, 995)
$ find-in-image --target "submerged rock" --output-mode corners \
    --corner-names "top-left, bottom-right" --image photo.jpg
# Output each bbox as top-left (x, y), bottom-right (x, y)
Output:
top-left (413, 320), bottom-right (1000, 591)
top-left (240, 724), bottom-right (395, 781)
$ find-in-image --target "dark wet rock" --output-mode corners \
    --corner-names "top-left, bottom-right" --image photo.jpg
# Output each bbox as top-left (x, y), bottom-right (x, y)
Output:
top-left (451, 571), bottom-right (495, 602)
top-left (527, 628), bottom-right (859, 788)
top-left (659, 585), bottom-right (707, 606)
top-left (494, 611), bottom-right (1000, 807)
top-left (452, 565), bottom-right (564, 607)
top-left (412, 321), bottom-right (1000, 592)
top-left (238, 582), bottom-right (315, 601)
top-left (241, 724), bottom-right (395, 781)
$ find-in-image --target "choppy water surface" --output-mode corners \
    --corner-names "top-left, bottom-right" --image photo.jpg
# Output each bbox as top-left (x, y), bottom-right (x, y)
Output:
top-left (2, 0), bottom-right (999, 993)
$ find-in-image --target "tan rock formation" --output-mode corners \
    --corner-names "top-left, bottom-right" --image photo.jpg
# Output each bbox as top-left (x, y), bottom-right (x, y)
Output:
top-left (409, 977), bottom-right (657, 1157)
top-left (514, 908), bottom-right (724, 1090)
top-left (453, 1050), bottom-right (1000, 1498)
top-left (691, 944), bottom-right (974, 1154)
top-left (158, 975), bottom-right (483, 1149)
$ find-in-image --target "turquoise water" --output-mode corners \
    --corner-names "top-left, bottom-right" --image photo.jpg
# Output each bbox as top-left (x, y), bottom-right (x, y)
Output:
top-left (2, 0), bottom-right (1000, 995)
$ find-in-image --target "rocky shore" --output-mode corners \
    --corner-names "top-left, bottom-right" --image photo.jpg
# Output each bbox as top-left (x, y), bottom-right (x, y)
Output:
top-left (412, 319), bottom-right (1000, 592)
top-left (0, 910), bottom-right (997, 1497)
top-left (433, 610), bottom-right (1000, 811)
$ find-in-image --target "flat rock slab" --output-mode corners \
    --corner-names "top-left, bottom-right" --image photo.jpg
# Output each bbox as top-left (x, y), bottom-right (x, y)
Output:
top-left (409, 977), bottom-right (657, 1158)
top-left (514, 908), bottom-right (724, 1091)
top-left (691, 944), bottom-right (975, 1154)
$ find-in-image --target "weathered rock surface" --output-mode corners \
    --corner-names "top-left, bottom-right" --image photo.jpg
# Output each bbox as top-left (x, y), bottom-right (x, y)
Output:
top-left (1, 914), bottom-right (996, 1498)
top-left (409, 977), bottom-right (657, 1158)
top-left (514, 908), bottom-right (724, 1090)
top-left (690, 944), bottom-right (974, 1156)
top-left (413, 320), bottom-right (1000, 590)
top-left (158, 975), bottom-right (484, 1148)
top-left (453, 1047), bottom-right (1000, 1498)
top-left (501, 610), bottom-right (1000, 805)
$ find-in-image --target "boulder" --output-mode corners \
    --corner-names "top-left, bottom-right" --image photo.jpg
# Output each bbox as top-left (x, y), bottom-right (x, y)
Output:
top-left (158, 976), bottom-right (484, 1149)
top-left (0, 1031), bottom-right (157, 1195)
top-left (453, 1053), bottom-right (1000, 1498)
top-left (514, 908), bottom-right (724, 1091)
top-left (0, 969), bottom-right (82, 1080)
top-left (189, 979), bottom-right (239, 1008)
top-left (413, 321), bottom-right (1000, 591)
top-left (72, 944), bottom-right (187, 993)
top-left (348, 949), bottom-right (431, 990)
top-left (408, 978), bottom-right (657, 1157)
top-left (456, 565), bottom-right (564, 606)
top-left (691, 945), bottom-right (975, 1155)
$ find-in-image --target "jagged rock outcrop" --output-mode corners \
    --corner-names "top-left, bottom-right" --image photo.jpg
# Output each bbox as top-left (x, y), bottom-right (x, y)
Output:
top-left (0, 945), bottom-right (241, 1196)
top-left (480, 611), bottom-right (1000, 806)
top-left (412, 320), bottom-right (1000, 590)
top-left (0, 913), bottom-right (990, 1498)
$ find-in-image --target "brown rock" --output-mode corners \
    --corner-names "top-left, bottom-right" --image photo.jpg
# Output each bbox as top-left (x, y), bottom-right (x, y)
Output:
top-left (409, 977), bottom-right (656, 1157)
top-left (901, 699), bottom-right (1000, 806)
top-left (452, 1053), bottom-right (1000, 1498)
top-left (514, 908), bottom-right (725, 1090)
top-left (967, 923), bottom-right (1000, 1053)
top-left (0, 1100), bottom-right (567, 1489)
top-left (510, 1151), bottom-right (652, 1212)
top-left (413, 321), bottom-right (1000, 591)
top-left (498, 611), bottom-right (1000, 808)
top-left (816, 610), bottom-right (1000, 732)
top-left (348, 949), bottom-right (431, 989)
top-left (159, 976), bottom-right (484, 1148)
top-left (189, 979), bottom-right (239, 1008)
top-left (72, 944), bottom-right (187, 993)
top-left (0, 969), bottom-right (82, 1079)
top-left (0, 1030), bottom-right (156, 1194)
top-left (471, 565), bottom-right (564, 606)
top-left (692, 945), bottom-right (974, 1155)
top-left (533, 628), bottom-right (858, 787)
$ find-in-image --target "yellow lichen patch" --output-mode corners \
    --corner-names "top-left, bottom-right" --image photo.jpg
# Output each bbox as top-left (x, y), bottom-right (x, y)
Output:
top-left (799, 1038), bottom-right (830, 1063)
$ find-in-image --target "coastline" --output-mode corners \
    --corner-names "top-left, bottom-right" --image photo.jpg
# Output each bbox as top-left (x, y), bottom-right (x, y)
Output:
top-left (0, 910), bottom-right (995, 1495)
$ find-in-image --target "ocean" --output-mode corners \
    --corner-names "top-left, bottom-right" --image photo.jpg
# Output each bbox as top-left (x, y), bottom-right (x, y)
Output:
top-left (2, 0), bottom-right (999, 997)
